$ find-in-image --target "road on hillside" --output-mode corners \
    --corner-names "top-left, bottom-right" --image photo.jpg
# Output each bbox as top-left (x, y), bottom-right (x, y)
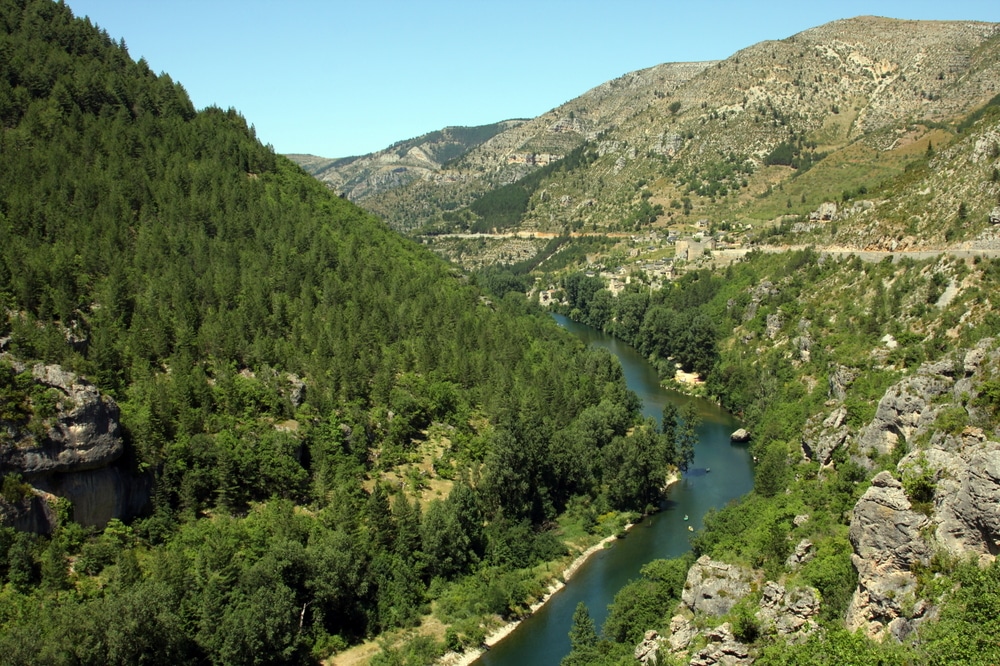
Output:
top-left (725, 245), bottom-right (1000, 264)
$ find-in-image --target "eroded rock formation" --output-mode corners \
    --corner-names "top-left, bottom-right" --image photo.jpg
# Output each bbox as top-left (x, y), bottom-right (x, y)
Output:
top-left (756, 581), bottom-right (821, 640)
top-left (845, 471), bottom-right (931, 640)
top-left (1, 363), bottom-right (123, 474)
top-left (856, 362), bottom-right (955, 458)
top-left (681, 556), bottom-right (754, 616)
top-left (1, 361), bottom-right (148, 531)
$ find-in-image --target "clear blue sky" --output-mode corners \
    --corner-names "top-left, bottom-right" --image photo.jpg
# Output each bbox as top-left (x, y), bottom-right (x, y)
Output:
top-left (66, 1), bottom-right (1000, 159)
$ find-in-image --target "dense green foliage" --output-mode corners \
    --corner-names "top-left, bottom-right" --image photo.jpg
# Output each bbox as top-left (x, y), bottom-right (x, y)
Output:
top-left (555, 268), bottom-right (723, 378)
top-left (0, 2), bottom-right (683, 662)
top-left (763, 139), bottom-right (827, 172)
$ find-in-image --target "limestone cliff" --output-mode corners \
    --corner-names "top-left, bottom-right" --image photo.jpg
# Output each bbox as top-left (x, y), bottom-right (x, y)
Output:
top-left (0, 360), bottom-right (149, 532)
top-left (844, 340), bottom-right (1000, 640)
top-left (1, 363), bottom-right (123, 475)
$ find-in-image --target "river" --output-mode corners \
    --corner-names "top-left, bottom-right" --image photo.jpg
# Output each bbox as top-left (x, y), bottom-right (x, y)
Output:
top-left (475, 314), bottom-right (754, 666)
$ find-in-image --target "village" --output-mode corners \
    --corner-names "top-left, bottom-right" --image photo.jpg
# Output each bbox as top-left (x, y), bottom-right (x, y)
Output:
top-left (533, 217), bottom-right (753, 306)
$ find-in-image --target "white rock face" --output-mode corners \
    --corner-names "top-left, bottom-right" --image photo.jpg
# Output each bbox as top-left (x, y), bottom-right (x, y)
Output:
top-left (0, 363), bottom-right (123, 475)
top-left (0, 361), bottom-right (148, 530)
top-left (681, 556), bottom-right (754, 616)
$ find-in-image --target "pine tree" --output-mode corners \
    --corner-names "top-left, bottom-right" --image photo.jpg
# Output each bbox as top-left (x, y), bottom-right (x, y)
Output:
top-left (676, 402), bottom-right (700, 472)
top-left (567, 601), bottom-right (598, 652)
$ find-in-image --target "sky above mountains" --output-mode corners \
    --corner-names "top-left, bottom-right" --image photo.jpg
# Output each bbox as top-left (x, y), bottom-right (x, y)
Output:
top-left (67, 0), bottom-right (1000, 159)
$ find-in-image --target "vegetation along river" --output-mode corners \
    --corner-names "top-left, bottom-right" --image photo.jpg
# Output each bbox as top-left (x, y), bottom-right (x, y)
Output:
top-left (476, 314), bottom-right (755, 666)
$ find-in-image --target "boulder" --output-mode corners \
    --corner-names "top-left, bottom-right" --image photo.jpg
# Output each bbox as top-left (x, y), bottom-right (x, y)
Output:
top-left (730, 428), bottom-right (751, 443)
top-left (688, 623), bottom-right (752, 666)
top-left (682, 556), bottom-right (754, 616)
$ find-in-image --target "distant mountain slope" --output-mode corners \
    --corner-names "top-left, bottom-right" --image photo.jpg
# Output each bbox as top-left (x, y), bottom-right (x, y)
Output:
top-left (303, 17), bottom-right (1000, 249)
top-left (286, 120), bottom-right (524, 201)
top-left (508, 16), bottom-right (1000, 236)
top-left (295, 61), bottom-right (711, 231)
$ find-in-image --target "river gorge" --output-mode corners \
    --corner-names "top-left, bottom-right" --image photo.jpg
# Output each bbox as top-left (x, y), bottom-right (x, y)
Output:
top-left (474, 315), bottom-right (755, 666)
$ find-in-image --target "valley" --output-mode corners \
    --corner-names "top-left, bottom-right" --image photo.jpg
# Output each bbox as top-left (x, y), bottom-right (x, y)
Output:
top-left (2, 4), bottom-right (1000, 666)
top-left (289, 13), bottom-right (1000, 666)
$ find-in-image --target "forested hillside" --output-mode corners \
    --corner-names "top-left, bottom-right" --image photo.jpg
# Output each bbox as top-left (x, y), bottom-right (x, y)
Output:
top-left (0, 2), bottom-right (683, 663)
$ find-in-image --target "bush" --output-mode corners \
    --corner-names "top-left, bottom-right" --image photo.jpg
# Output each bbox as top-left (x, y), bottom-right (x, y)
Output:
top-left (754, 441), bottom-right (789, 498)
top-left (1, 474), bottom-right (34, 504)
top-left (729, 597), bottom-right (760, 642)
top-left (799, 537), bottom-right (857, 621)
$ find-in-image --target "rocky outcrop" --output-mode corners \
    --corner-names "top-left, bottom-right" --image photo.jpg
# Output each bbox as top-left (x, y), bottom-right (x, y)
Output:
top-left (688, 623), bottom-right (752, 666)
top-left (844, 342), bottom-right (1000, 641)
top-left (0, 363), bottom-right (123, 475)
top-left (828, 365), bottom-right (859, 402)
top-left (0, 488), bottom-right (59, 533)
top-left (0, 361), bottom-right (148, 531)
top-left (845, 471), bottom-right (931, 639)
top-left (287, 373), bottom-right (307, 408)
top-left (667, 615), bottom-right (699, 653)
top-left (756, 581), bottom-right (820, 640)
top-left (33, 465), bottom-right (150, 528)
top-left (801, 363), bottom-right (860, 463)
top-left (897, 430), bottom-right (1000, 561)
top-left (801, 406), bottom-right (850, 464)
top-left (742, 281), bottom-right (778, 323)
top-left (634, 630), bottom-right (664, 665)
top-left (935, 438), bottom-right (1000, 559)
top-left (856, 362), bottom-right (955, 458)
top-left (682, 556), bottom-right (754, 616)
top-left (784, 539), bottom-right (815, 569)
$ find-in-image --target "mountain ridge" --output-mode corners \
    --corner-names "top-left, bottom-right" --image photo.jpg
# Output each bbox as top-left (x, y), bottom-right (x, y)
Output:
top-left (292, 16), bottom-right (1000, 255)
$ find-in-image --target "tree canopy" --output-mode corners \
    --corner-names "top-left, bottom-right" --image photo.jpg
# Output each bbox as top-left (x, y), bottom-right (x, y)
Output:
top-left (0, 2), bottom-right (680, 661)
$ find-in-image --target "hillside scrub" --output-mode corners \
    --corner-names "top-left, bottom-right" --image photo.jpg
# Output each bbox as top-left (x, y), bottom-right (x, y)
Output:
top-left (558, 246), bottom-right (1000, 664)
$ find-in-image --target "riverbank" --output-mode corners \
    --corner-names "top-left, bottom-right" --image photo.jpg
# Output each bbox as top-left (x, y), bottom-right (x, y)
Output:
top-left (440, 473), bottom-right (681, 666)
top-left (438, 529), bottom-right (627, 666)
